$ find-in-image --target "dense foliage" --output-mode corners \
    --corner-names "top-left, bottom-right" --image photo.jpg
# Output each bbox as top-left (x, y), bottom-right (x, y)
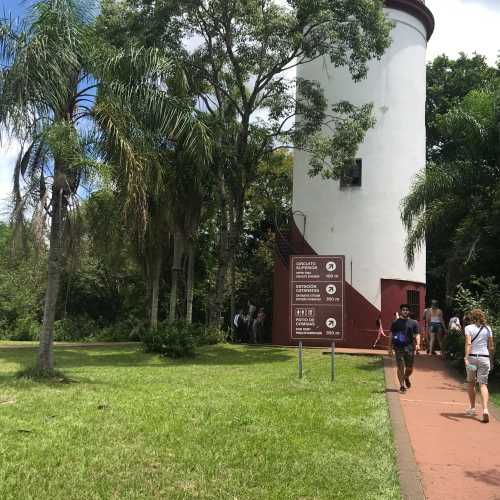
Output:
top-left (143, 321), bottom-right (225, 358)
top-left (404, 54), bottom-right (500, 376)
top-left (403, 54), bottom-right (500, 305)
top-left (1, 0), bottom-right (391, 364)
top-left (443, 278), bottom-right (500, 373)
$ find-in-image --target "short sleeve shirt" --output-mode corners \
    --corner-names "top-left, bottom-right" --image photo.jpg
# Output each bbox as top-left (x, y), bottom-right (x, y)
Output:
top-left (391, 318), bottom-right (419, 347)
top-left (465, 324), bottom-right (493, 355)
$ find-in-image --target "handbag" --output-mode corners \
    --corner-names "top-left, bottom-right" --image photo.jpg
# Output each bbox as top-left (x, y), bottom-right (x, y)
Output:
top-left (392, 330), bottom-right (408, 348)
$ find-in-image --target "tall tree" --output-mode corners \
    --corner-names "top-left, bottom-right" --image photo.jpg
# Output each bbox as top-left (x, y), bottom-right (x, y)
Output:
top-left (100, 0), bottom-right (392, 325)
top-left (0, 0), bottom-right (209, 373)
top-left (426, 53), bottom-right (498, 161)
top-left (402, 54), bottom-right (500, 304)
top-left (402, 77), bottom-right (500, 303)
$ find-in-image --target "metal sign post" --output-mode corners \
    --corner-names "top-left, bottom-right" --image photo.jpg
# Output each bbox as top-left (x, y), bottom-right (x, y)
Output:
top-left (290, 256), bottom-right (345, 343)
top-left (299, 341), bottom-right (303, 379)
top-left (331, 341), bottom-right (336, 382)
top-left (289, 256), bottom-right (345, 382)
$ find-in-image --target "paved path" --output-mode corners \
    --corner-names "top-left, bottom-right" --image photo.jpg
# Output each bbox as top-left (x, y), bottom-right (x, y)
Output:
top-left (388, 354), bottom-right (500, 500)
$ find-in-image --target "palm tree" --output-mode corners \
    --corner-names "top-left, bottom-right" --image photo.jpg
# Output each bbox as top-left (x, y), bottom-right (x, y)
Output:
top-left (401, 88), bottom-right (500, 300)
top-left (0, 0), bottom-right (210, 374)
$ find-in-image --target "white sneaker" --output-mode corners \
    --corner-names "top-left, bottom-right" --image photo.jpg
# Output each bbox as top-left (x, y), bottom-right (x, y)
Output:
top-left (465, 408), bottom-right (476, 416)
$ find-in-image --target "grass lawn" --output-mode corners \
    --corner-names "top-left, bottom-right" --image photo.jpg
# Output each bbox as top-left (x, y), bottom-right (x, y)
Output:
top-left (490, 378), bottom-right (500, 408)
top-left (0, 345), bottom-right (400, 500)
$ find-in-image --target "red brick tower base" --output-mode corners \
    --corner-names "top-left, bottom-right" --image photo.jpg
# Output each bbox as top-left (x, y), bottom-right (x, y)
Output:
top-left (272, 224), bottom-right (425, 348)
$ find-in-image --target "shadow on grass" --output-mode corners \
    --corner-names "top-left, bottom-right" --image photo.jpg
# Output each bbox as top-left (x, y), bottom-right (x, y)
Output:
top-left (356, 358), bottom-right (383, 372)
top-left (374, 388), bottom-right (401, 394)
top-left (0, 371), bottom-right (102, 388)
top-left (0, 344), bottom-right (292, 373)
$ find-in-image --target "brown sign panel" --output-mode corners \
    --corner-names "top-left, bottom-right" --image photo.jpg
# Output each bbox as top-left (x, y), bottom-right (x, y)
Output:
top-left (290, 256), bottom-right (345, 341)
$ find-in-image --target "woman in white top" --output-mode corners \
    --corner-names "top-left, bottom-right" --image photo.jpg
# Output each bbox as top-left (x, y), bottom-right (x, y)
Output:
top-left (464, 309), bottom-right (495, 423)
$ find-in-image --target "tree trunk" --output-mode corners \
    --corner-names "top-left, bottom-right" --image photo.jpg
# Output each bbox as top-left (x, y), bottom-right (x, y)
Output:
top-left (150, 250), bottom-right (162, 330)
top-left (186, 242), bottom-right (195, 324)
top-left (209, 187), bottom-right (244, 328)
top-left (209, 203), bottom-right (230, 327)
top-left (169, 232), bottom-right (184, 323)
top-left (230, 259), bottom-right (236, 339)
top-left (37, 166), bottom-right (68, 373)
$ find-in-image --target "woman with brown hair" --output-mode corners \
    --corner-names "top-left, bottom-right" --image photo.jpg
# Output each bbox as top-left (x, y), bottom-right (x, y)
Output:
top-left (464, 309), bottom-right (495, 423)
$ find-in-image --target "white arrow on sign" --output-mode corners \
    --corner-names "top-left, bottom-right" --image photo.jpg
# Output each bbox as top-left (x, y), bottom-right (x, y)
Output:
top-left (326, 261), bottom-right (336, 272)
top-left (326, 318), bottom-right (337, 329)
top-left (326, 284), bottom-right (337, 295)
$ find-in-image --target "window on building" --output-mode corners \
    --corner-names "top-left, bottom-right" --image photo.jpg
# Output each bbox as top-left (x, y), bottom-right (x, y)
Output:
top-left (340, 159), bottom-right (362, 188)
top-left (407, 290), bottom-right (420, 320)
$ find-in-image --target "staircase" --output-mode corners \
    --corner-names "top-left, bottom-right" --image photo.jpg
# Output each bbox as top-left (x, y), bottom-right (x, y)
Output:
top-left (275, 229), bottom-right (293, 268)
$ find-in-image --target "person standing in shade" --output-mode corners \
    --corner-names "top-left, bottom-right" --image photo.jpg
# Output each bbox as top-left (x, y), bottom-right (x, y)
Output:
top-left (448, 313), bottom-right (462, 332)
top-left (464, 308), bottom-right (495, 423)
top-left (247, 300), bottom-right (257, 343)
top-left (423, 299), bottom-right (447, 355)
top-left (233, 309), bottom-right (247, 343)
top-left (253, 308), bottom-right (266, 344)
top-left (391, 304), bottom-right (421, 393)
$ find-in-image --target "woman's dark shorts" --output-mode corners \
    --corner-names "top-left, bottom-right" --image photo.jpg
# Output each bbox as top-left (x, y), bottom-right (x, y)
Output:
top-left (430, 322), bottom-right (443, 334)
top-left (395, 345), bottom-right (415, 369)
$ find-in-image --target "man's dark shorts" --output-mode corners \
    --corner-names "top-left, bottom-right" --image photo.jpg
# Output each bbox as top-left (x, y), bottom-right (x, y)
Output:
top-left (395, 345), bottom-right (415, 369)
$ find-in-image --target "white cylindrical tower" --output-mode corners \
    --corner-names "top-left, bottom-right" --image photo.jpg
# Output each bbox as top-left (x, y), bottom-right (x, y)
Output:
top-left (289, 0), bottom-right (434, 344)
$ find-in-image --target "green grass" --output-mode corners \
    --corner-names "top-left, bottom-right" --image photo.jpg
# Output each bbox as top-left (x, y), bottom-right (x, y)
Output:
top-left (0, 340), bottom-right (39, 346)
top-left (490, 377), bottom-right (500, 407)
top-left (0, 345), bottom-right (400, 500)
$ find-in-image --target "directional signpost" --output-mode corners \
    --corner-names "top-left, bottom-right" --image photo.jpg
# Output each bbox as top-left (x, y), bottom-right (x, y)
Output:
top-left (290, 256), bottom-right (345, 380)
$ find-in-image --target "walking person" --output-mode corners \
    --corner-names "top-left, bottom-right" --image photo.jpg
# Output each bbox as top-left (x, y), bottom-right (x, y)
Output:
top-left (373, 315), bottom-right (387, 349)
top-left (464, 309), bottom-right (495, 423)
top-left (423, 299), bottom-right (447, 355)
top-left (448, 313), bottom-right (462, 332)
top-left (391, 304), bottom-right (421, 393)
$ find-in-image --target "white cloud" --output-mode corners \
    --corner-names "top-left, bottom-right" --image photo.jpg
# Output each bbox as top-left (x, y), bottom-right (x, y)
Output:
top-left (426, 0), bottom-right (500, 65)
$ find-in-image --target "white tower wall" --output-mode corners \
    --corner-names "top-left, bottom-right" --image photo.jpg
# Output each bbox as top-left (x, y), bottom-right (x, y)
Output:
top-left (293, 8), bottom-right (428, 309)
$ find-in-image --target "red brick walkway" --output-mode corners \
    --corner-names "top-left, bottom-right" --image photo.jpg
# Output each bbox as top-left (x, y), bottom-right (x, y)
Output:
top-left (390, 354), bottom-right (500, 500)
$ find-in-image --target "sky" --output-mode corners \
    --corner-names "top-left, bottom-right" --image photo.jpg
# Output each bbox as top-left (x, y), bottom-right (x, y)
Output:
top-left (0, 0), bottom-right (499, 216)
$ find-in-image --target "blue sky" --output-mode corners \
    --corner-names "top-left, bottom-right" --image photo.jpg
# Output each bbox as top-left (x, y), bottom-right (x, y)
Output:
top-left (1, 1), bottom-right (32, 18)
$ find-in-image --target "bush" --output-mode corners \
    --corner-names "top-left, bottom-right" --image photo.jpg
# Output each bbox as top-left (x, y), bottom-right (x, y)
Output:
top-left (450, 278), bottom-right (500, 375)
top-left (143, 321), bottom-right (225, 358)
top-left (8, 316), bottom-right (40, 341)
top-left (89, 319), bottom-right (148, 342)
top-left (144, 322), bottom-right (196, 358)
top-left (441, 331), bottom-right (465, 369)
top-left (191, 324), bottom-right (226, 346)
top-left (53, 316), bottom-right (147, 343)
top-left (54, 316), bottom-right (98, 341)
